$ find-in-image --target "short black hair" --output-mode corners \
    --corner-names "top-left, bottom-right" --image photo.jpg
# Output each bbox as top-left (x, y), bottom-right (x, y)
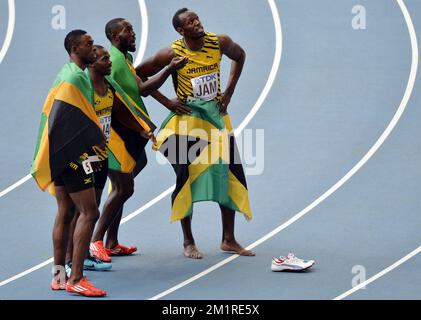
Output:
top-left (64, 29), bottom-right (87, 55)
top-left (172, 8), bottom-right (189, 30)
top-left (94, 44), bottom-right (105, 50)
top-left (105, 18), bottom-right (125, 41)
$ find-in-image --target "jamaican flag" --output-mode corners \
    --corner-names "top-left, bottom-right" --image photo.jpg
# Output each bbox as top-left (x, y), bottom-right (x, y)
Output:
top-left (153, 98), bottom-right (252, 223)
top-left (109, 45), bottom-right (148, 115)
top-left (31, 63), bottom-right (104, 191)
top-left (104, 75), bottom-right (156, 173)
top-left (108, 45), bottom-right (151, 175)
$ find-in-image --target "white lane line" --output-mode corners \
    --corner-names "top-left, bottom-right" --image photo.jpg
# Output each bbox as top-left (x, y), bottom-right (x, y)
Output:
top-left (334, 0), bottom-right (419, 300)
top-left (0, 0), bottom-right (150, 200)
top-left (0, 258), bottom-right (53, 288)
top-left (0, 0), bottom-right (149, 285)
top-left (0, 0), bottom-right (279, 288)
top-left (0, 174), bottom-right (31, 199)
top-left (334, 246), bottom-right (421, 300)
top-left (234, 0), bottom-right (282, 136)
top-left (120, 185), bottom-right (174, 224)
top-left (134, 0), bottom-right (148, 67)
top-left (148, 0), bottom-right (418, 300)
top-left (0, 0), bottom-right (15, 64)
top-left (0, 0), bottom-right (17, 195)
top-left (0, 186), bottom-right (170, 287)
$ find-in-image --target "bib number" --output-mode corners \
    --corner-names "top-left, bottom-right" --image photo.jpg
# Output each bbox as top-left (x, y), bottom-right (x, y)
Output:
top-left (99, 115), bottom-right (111, 142)
top-left (82, 156), bottom-right (101, 174)
top-left (191, 72), bottom-right (218, 101)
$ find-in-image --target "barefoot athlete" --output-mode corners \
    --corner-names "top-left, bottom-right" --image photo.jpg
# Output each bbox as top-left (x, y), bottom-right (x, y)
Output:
top-left (137, 9), bottom-right (255, 259)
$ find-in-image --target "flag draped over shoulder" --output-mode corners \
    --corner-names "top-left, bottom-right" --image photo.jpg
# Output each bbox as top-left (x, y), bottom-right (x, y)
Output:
top-left (105, 76), bottom-right (156, 173)
top-left (108, 45), bottom-right (152, 174)
top-left (153, 98), bottom-right (252, 223)
top-left (31, 63), bottom-right (104, 191)
top-left (109, 45), bottom-right (148, 115)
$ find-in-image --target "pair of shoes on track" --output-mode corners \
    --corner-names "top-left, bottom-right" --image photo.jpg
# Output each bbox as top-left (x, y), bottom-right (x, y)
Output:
top-left (90, 240), bottom-right (137, 262)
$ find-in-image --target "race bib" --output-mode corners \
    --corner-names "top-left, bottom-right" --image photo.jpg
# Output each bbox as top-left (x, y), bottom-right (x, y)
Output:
top-left (191, 72), bottom-right (218, 101)
top-left (82, 156), bottom-right (100, 174)
top-left (99, 115), bottom-right (111, 142)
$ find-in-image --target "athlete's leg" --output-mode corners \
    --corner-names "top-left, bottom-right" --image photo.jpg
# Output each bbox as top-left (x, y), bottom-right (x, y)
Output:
top-left (104, 152), bottom-right (145, 248)
top-left (219, 205), bottom-right (255, 256)
top-left (92, 170), bottom-right (133, 244)
top-left (181, 214), bottom-right (203, 259)
top-left (65, 210), bottom-right (78, 265)
top-left (65, 186), bottom-right (104, 264)
top-left (104, 205), bottom-right (123, 249)
top-left (52, 186), bottom-right (75, 273)
top-left (68, 187), bottom-right (100, 284)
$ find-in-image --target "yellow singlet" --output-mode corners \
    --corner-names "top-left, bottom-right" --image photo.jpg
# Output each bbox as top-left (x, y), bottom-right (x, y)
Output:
top-left (92, 87), bottom-right (113, 160)
top-left (94, 87), bottom-right (113, 142)
top-left (171, 32), bottom-right (222, 103)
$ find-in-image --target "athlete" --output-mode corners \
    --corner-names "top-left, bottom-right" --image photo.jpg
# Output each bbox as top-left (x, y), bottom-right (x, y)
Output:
top-left (64, 45), bottom-right (115, 276)
top-left (89, 19), bottom-right (188, 262)
top-left (32, 30), bottom-right (107, 297)
top-left (136, 9), bottom-right (255, 259)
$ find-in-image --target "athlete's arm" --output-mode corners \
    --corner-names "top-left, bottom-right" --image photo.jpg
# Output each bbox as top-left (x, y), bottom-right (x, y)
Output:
top-left (218, 34), bottom-right (246, 113)
top-left (135, 55), bottom-right (188, 97)
top-left (136, 47), bottom-right (174, 77)
top-left (136, 48), bottom-right (192, 114)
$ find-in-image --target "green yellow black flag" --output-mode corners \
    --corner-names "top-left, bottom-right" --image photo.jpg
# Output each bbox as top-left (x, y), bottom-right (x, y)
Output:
top-left (105, 75), bottom-right (156, 173)
top-left (31, 63), bottom-right (104, 191)
top-left (153, 98), bottom-right (252, 223)
top-left (107, 45), bottom-right (154, 175)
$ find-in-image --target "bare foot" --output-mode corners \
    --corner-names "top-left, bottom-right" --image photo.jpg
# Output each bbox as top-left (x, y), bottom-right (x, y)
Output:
top-left (183, 244), bottom-right (203, 259)
top-left (221, 241), bottom-right (255, 256)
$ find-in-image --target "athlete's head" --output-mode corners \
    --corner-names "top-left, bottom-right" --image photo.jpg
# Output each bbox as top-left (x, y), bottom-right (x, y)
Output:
top-left (89, 45), bottom-right (112, 76)
top-left (105, 18), bottom-right (136, 52)
top-left (172, 8), bottom-right (205, 40)
top-left (64, 29), bottom-right (96, 64)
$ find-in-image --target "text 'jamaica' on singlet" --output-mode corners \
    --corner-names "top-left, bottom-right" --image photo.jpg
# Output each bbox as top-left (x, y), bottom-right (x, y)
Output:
top-left (171, 32), bottom-right (222, 103)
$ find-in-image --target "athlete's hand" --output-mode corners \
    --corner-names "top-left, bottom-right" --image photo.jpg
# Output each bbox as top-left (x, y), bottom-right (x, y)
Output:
top-left (168, 56), bottom-right (189, 71)
top-left (219, 91), bottom-right (233, 114)
top-left (165, 98), bottom-right (192, 115)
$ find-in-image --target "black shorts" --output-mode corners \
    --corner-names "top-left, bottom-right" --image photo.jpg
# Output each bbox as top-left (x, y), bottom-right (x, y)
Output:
top-left (54, 160), bottom-right (108, 193)
top-left (94, 161), bottom-right (108, 190)
top-left (54, 161), bottom-right (95, 194)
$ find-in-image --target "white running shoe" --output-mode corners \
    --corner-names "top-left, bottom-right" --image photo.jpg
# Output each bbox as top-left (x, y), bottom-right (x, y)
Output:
top-left (271, 253), bottom-right (315, 272)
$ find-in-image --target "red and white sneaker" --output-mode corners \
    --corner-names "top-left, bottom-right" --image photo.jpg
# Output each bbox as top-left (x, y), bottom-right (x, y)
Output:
top-left (105, 244), bottom-right (138, 256)
top-left (66, 278), bottom-right (107, 297)
top-left (51, 278), bottom-right (66, 291)
top-left (90, 240), bottom-right (111, 262)
top-left (271, 253), bottom-right (315, 272)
